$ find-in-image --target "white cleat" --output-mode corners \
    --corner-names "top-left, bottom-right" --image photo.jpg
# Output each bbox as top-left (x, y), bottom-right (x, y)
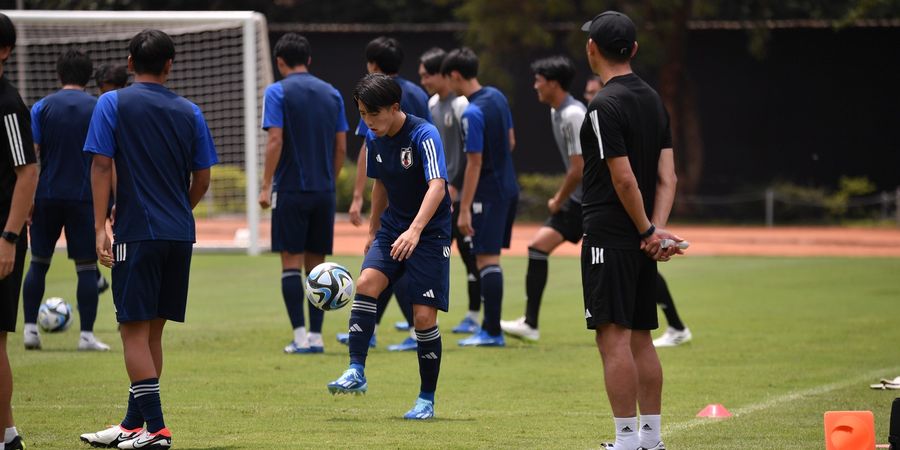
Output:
top-left (500, 316), bottom-right (540, 342)
top-left (640, 441), bottom-right (667, 450)
top-left (80, 425), bottom-right (143, 448)
top-left (116, 428), bottom-right (172, 449)
top-left (79, 336), bottom-right (111, 352)
top-left (24, 328), bottom-right (41, 350)
top-left (653, 327), bottom-right (692, 347)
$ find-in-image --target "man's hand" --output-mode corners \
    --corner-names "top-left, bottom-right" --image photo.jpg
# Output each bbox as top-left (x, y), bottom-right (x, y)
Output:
top-left (349, 195), bottom-right (364, 227)
top-left (457, 209), bottom-right (474, 237)
top-left (258, 185), bottom-right (272, 209)
top-left (391, 227), bottom-right (422, 261)
top-left (0, 240), bottom-right (15, 280)
top-left (641, 227), bottom-right (684, 262)
top-left (96, 228), bottom-right (113, 268)
top-left (547, 197), bottom-right (562, 215)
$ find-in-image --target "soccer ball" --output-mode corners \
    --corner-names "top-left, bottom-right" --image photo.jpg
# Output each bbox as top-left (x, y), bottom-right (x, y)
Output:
top-left (305, 263), bottom-right (355, 311)
top-left (37, 297), bottom-right (74, 333)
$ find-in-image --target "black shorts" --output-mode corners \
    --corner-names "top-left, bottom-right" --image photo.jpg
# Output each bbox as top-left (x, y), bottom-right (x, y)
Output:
top-left (544, 198), bottom-right (583, 244)
top-left (581, 236), bottom-right (658, 330)
top-left (1, 225), bottom-right (27, 332)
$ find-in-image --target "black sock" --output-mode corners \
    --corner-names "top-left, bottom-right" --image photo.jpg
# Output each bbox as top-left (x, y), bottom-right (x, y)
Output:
top-left (479, 265), bottom-right (503, 336)
top-left (120, 389), bottom-right (143, 430)
top-left (22, 259), bottom-right (50, 324)
top-left (458, 236), bottom-right (482, 313)
top-left (281, 269), bottom-right (305, 330)
top-left (415, 326), bottom-right (441, 402)
top-left (75, 263), bottom-right (99, 332)
top-left (305, 272), bottom-right (324, 333)
top-left (348, 294), bottom-right (378, 369)
top-left (524, 247), bottom-right (549, 329)
top-left (657, 273), bottom-right (685, 330)
top-left (132, 378), bottom-right (164, 433)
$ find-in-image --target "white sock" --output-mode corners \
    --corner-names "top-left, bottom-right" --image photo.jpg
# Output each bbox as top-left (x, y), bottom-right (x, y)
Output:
top-left (4, 426), bottom-right (17, 443)
top-left (466, 310), bottom-right (479, 321)
top-left (292, 327), bottom-right (308, 346)
top-left (613, 416), bottom-right (639, 449)
top-left (373, 324), bottom-right (378, 336)
top-left (23, 323), bottom-right (38, 334)
top-left (307, 332), bottom-right (322, 346)
top-left (80, 331), bottom-right (95, 341)
top-left (409, 329), bottom-right (417, 340)
top-left (639, 414), bottom-right (661, 448)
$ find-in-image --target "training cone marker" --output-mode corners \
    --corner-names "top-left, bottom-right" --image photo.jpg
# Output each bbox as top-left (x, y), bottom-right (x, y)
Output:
top-left (696, 403), bottom-right (732, 418)
top-left (824, 411), bottom-right (875, 450)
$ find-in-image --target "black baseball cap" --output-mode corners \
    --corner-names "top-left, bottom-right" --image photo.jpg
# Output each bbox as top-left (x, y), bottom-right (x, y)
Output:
top-left (581, 11), bottom-right (636, 57)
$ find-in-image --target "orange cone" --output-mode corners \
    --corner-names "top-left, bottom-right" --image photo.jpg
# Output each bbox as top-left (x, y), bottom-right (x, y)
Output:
top-left (824, 411), bottom-right (875, 450)
top-left (696, 403), bottom-right (732, 418)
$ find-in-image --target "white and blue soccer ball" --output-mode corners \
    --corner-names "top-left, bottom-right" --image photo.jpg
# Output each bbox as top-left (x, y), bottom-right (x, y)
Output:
top-left (305, 263), bottom-right (355, 311)
top-left (37, 297), bottom-right (74, 333)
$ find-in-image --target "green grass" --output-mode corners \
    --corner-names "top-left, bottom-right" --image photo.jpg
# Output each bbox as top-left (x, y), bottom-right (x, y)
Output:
top-left (7, 254), bottom-right (900, 449)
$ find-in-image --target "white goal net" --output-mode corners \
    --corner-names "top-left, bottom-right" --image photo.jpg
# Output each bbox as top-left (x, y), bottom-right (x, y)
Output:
top-left (5, 10), bottom-right (272, 254)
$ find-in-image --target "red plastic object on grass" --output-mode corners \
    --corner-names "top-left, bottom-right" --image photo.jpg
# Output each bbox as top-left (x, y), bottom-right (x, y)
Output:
top-left (696, 403), bottom-right (733, 418)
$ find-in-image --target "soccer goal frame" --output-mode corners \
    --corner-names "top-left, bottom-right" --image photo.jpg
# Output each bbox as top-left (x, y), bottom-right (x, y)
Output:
top-left (5, 10), bottom-right (272, 255)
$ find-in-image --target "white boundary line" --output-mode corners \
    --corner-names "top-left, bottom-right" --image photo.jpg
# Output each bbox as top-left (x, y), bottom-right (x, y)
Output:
top-left (664, 365), bottom-right (900, 436)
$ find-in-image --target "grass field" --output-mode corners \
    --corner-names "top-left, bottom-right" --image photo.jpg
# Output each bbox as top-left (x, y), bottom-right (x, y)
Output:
top-left (7, 254), bottom-right (900, 449)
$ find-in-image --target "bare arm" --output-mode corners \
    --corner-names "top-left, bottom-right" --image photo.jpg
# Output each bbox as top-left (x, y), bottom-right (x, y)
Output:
top-left (607, 156), bottom-right (652, 234)
top-left (189, 168), bottom-right (211, 209)
top-left (0, 163), bottom-right (37, 279)
top-left (508, 128), bottom-right (516, 152)
top-left (391, 178), bottom-right (446, 261)
top-left (650, 149), bottom-right (676, 227)
top-left (258, 127), bottom-right (283, 209)
top-left (457, 152), bottom-right (482, 236)
top-left (550, 154), bottom-right (583, 213)
top-left (91, 155), bottom-right (114, 268)
top-left (349, 143), bottom-right (368, 226)
top-left (333, 131), bottom-right (347, 182)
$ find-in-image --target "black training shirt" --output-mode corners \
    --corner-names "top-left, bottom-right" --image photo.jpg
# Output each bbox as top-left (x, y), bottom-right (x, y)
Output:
top-left (580, 73), bottom-right (672, 249)
top-left (0, 75), bottom-right (36, 217)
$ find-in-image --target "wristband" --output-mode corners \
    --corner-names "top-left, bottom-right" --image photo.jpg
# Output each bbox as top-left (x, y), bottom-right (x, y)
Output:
top-left (1, 230), bottom-right (19, 244)
top-left (639, 224), bottom-right (656, 240)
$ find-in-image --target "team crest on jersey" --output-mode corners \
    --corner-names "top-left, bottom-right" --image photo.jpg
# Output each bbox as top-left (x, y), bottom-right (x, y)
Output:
top-left (400, 147), bottom-right (413, 169)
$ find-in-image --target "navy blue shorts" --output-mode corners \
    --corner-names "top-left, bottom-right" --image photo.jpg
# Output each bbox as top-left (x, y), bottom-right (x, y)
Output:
top-left (271, 191), bottom-right (335, 255)
top-left (29, 198), bottom-right (96, 261)
top-left (470, 196), bottom-right (517, 255)
top-left (361, 230), bottom-right (451, 312)
top-left (111, 240), bottom-right (193, 323)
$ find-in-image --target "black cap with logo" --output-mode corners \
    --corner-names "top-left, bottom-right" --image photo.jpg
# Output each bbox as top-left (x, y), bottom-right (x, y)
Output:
top-left (581, 11), bottom-right (636, 57)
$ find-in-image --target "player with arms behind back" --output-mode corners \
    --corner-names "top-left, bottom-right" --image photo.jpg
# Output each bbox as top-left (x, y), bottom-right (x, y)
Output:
top-left (579, 11), bottom-right (684, 450)
top-left (80, 29), bottom-right (218, 449)
top-left (328, 73), bottom-right (451, 420)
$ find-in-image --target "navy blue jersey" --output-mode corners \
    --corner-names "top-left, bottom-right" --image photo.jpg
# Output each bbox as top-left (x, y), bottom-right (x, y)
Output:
top-left (356, 76), bottom-right (432, 136)
top-left (462, 86), bottom-right (519, 201)
top-left (83, 82), bottom-right (219, 243)
top-left (31, 89), bottom-right (97, 202)
top-left (365, 114), bottom-right (450, 238)
top-left (262, 72), bottom-right (349, 192)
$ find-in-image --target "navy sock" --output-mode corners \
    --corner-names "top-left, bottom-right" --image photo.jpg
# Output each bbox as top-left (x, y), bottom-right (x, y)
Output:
top-left (305, 272), bottom-right (324, 333)
top-left (656, 273), bottom-right (685, 330)
top-left (75, 263), bottom-right (99, 332)
top-left (22, 259), bottom-right (50, 324)
top-left (458, 236), bottom-right (482, 313)
top-left (120, 389), bottom-right (143, 430)
top-left (348, 294), bottom-right (377, 369)
top-left (415, 326), bottom-right (441, 403)
top-left (281, 269), bottom-right (305, 330)
top-left (394, 279), bottom-right (414, 325)
top-left (374, 284), bottom-right (394, 325)
top-left (480, 265), bottom-right (504, 336)
top-left (132, 378), bottom-right (165, 433)
top-left (524, 247), bottom-right (549, 329)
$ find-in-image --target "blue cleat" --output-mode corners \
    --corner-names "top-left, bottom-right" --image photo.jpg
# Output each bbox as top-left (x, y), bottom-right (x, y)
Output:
top-left (327, 368), bottom-right (368, 395)
top-left (336, 332), bottom-right (376, 348)
top-left (387, 336), bottom-right (417, 352)
top-left (394, 321), bottom-right (410, 331)
top-left (458, 329), bottom-right (505, 347)
top-left (403, 397), bottom-right (435, 420)
top-left (451, 316), bottom-right (480, 334)
top-left (284, 341), bottom-right (318, 354)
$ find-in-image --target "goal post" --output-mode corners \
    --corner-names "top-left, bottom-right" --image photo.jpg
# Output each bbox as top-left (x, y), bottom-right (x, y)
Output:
top-left (4, 10), bottom-right (272, 255)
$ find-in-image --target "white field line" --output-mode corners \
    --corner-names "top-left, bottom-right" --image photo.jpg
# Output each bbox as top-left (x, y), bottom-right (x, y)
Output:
top-left (664, 365), bottom-right (900, 436)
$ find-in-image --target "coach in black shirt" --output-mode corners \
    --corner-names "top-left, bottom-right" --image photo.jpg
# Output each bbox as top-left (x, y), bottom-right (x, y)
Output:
top-left (579, 11), bottom-right (684, 450)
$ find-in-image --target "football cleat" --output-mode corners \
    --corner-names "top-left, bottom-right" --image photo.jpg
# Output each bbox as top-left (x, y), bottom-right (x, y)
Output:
top-left (653, 327), bottom-right (692, 347)
top-left (307, 334), bottom-right (325, 353)
top-left (284, 341), bottom-right (318, 354)
top-left (336, 332), bottom-right (376, 348)
top-left (451, 316), bottom-right (479, 334)
top-left (327, 368), bottom-right (368, 395)
top-left (116, 428), bottom-right (171, 449)
top-left (97, 274), bottom-right (110, 294)
top-left (23, 328), bottom-right (41, 350)
top-left (5, 435), bottom-right (25, 450)
top-left (386, 336), bottom-right (417, 352)
top-left (458, 329), bottom-right (505, 347)
top-left (80, 425), bottom-right (143, 448)
top-left (403, 398), bottom-right (435, 420)
top-left (394, 321), bottom-right (410, 331)
top-left (640, 442), bottom-right (666, 450)
top-left (500, 316), bottom-right (540, 342)
top-left (78, 336), bottom-right (111, 352)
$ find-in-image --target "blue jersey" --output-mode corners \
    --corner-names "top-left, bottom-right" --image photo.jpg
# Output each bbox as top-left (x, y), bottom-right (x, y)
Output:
top-left (462, 86), bottom-right (519, 201)
top-left (356, 76), bottom-right (432, 136)
top-left (262, 72), bottom-right (349, 192)
top-left (31, 89), bottom-right (97, 202)
top-left (83, 82), bottom-right (219, 243)
top-left (365, 114), bottom-right (450, 238)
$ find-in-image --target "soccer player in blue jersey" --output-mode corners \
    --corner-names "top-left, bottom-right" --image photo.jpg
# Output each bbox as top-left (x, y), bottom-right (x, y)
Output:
top-left (328, 73), bottom-right (451, 420)
top-left (341, 36), bottom-right (433, 352)
top-left (80, 29), bottom-right (218, 449)
top-left (0, 13), bottom-right (39, 450)
top-left (442, 48), bottom-right (519, 347)
top-left (259, 33), bottom-right (348, 354)
top-left (21, 49), bottom-right (111, 352)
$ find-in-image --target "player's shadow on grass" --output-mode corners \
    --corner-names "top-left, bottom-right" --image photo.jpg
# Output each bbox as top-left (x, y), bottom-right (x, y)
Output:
top-left (179, 446), bottom-right (240, 450)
